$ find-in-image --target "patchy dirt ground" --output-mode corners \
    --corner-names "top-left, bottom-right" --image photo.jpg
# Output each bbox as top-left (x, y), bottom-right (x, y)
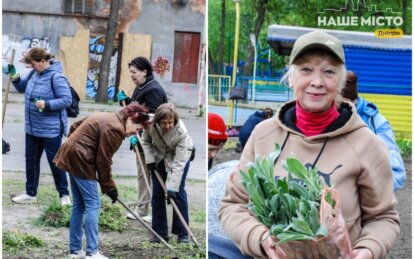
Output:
top-left (213, 138), bottom-right (412, 259)
top-left (3, 171), bottom-right (206, 258)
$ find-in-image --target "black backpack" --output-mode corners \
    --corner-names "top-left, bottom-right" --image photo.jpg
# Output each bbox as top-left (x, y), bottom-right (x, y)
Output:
top-left (51, 73), bottom-right (80, 118)
top-left (2, 138), bottom-right (10, 154)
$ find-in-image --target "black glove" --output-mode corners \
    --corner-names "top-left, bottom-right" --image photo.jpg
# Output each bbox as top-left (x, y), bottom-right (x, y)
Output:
top-left (147, 162), bottom-right (156, 173)
top-left (166, 190), bottom-right (178, 205)
top-left (106, 188), bottom-right (118, 203)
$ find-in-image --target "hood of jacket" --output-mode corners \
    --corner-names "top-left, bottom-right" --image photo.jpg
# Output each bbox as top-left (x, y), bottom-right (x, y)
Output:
top-left (355, 96), bottom-right (379, 117)
top-left (41, 59), bottom-right (65, 75)
top-left (275, 100), bottom-right (367, 142)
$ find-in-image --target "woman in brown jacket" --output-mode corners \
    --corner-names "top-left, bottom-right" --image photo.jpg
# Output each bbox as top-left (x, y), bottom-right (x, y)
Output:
top-left (218, 31), bottom-right (399, 259)
top-left (54, 102), bottom-right (150, 259)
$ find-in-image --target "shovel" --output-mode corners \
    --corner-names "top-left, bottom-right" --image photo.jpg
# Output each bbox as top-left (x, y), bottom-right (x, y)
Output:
top-left (2, 49), bottom-right (16, 128)
top-left (121, 100), bottom-right (152, 202)
top-left (152, 169), bottom-right (201, 248)
top-left (117, 198), bottom-right (176, 252)
top-left (132, 131), bottom-right (201, 248)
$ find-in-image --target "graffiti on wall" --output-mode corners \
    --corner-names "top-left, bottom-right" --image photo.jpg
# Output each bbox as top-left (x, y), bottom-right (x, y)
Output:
top-left (2, 35), bottom-right (51, 78)
top-left (86, 35), bottom-right (118, 100)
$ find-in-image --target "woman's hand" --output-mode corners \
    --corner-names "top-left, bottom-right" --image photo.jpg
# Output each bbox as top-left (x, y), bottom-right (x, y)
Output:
top-left (260, 234), bottom-right (278, 259)
top-left (35, 100), bottom-right (46, 110)
top-left (352, 248), bottom-right (373, 259)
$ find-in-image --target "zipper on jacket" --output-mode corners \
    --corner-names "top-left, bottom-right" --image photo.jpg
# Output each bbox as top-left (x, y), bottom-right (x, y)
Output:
top-left (28, 77), bottom-right (40, 135)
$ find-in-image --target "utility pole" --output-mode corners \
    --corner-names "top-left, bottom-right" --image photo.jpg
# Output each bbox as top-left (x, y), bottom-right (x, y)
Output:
top-left (229, 0), bottom-right (240, 127)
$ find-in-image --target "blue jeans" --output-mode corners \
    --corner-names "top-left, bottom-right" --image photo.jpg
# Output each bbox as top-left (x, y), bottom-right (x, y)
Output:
top-left (152, 161), bottom-right (190, 238)
top-left (69, 175), bottom-right (100, 254)
top-left (25, 133), bottom-right (69, 197)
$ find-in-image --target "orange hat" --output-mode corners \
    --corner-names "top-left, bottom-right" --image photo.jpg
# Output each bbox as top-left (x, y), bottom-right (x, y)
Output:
top-left (208, 113), bottom-right (227, 145)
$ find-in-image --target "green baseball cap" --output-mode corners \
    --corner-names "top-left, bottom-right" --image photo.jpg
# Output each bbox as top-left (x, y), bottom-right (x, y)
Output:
top-left (289, 30), bottom-right (345, 65)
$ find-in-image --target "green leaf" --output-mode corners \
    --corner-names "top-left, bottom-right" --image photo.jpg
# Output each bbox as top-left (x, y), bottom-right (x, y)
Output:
top-left (276, 231), bottom-right (314, 244)
top-left (315, 225), bottom-right (328, 237)
top-left (307, 204), bottom-right (321, 233)
top-left (288, 181), bottom-right (307, 198)
top-left (285, 157), bottom-right (308, 180)
top-left (290, 218), bottom-right (313, 236)
top-left (277, 178), bottom-right (289, 194)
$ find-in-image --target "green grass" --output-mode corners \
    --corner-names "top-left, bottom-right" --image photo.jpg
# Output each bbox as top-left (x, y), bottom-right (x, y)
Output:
top-left (35, 196), bottom-right (128, 232)
top-left (117, 184), bottom-right (139, 201)
top-left (99, 198), bottom-right (129, 232)
top-left (397, 138), bottom-right (412, 160)
top-left (3, 231), bottom-right (44, 253)
top-left (35, 200), bottom-right (71, 227)
top-left (190, 208), bottom-right (206, 223)
top-left (186, 178), bottom-right (206, 184)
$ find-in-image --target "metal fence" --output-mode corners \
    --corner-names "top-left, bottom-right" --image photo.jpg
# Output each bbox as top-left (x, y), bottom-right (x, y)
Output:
top-left (208, 75), bottom-right (411, 139)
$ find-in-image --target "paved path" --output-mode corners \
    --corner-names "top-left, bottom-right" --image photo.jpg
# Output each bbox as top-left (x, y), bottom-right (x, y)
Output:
top-left (2, 92), bottom-right (206, 180)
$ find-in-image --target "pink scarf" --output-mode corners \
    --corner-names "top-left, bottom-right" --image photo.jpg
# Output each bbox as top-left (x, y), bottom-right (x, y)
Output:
top-left (296, 101), bottom-right (340, 136)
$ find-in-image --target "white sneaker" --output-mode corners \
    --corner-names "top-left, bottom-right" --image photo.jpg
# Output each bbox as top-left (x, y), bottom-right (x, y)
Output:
top-left (126, 211), bottom-right (152, 223)
top-left (85, 252), bottom-right (108, 259)
top-left (11, 193), bottom-right (36, 204)
top-left (69, 250), bottom-right (86, 259)
top-left (61, 195), bottom-right (71, 206)
top-left (142, 215), bottom-right (152, 223)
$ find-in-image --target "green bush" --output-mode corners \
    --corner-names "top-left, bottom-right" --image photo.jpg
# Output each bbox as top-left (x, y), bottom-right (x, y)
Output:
top-left (36, 200), bottom-right (71, 227)
top-left (99, 198), bottom-right (128, 232)
top-left (3, 231), bottom-right (44, 253)
top-left (396, 138), bottom-right (412, 160)
top-left (36, 197), bottom-right (128, 232)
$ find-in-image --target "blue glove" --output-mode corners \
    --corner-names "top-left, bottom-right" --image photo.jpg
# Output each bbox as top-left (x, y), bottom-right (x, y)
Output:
top-left (117, 90), bottom-right (128, 102)
top-left (130, 135), bottom-right (138, 147)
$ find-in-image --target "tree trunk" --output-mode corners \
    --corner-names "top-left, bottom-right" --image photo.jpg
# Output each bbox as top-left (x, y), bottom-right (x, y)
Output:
top-left (244, 0), bottom-right (267, 76)
top-left (217, 0), bottom-right (226, 75)
top-left (96, 0), bottom-right (122, 103)
top-left (402, 0), bottom-right (407, 34)
top-left (208, 50), bottom-right (217, 74)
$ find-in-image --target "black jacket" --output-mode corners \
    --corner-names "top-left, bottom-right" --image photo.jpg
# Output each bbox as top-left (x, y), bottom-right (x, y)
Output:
top-left (123, 74), bottom-right (168, 113)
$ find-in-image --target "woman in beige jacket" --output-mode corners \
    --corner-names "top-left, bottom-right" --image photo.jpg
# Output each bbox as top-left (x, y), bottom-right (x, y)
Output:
top-left (141, 103), bottom-right (194, 243)
top-left (219, 31), bottom-right (399, 259)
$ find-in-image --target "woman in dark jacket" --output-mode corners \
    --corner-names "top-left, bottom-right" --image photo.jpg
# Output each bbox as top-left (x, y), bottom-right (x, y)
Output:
top-left (54, 102), bottom-right (151, 259)
top-left (9, 47), bottom-right (72, 205)
top-left (117, 56), bottom-right (168, 113)
top-left (117, 56), bottom-right (168, 221)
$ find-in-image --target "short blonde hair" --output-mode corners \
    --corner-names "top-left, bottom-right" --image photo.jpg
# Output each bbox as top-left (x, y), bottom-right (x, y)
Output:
top-left (153, 103), bottom-right (179, 126)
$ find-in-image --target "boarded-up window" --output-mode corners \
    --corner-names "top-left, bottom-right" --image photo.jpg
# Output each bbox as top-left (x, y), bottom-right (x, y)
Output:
top-left (64, 0), bottom-right (94, 15)
top-left (172, 31), bottom-right (200, 84)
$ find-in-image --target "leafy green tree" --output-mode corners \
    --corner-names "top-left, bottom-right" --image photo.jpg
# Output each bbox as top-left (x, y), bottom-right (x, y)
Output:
top-left (208, 0), bottom-right (411, 76)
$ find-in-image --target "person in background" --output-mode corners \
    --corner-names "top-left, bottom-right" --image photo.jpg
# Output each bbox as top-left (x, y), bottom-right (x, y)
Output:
top-left (342, 71), bottom-right (406, 191)
top-left (117, 56), bottom-right (168, 222)
top-left (5, 47), bottom-right (72, 206)
top-left (141, 103), bottom-right (194, 243)
top-left (219, 31), bottom-right (399, 259)
top-left (236, 108), bottom-right (274, 152)
top-left (208, 113), bottom-right (228, 170)
top-left (54, 102), bottom-right (151, 259)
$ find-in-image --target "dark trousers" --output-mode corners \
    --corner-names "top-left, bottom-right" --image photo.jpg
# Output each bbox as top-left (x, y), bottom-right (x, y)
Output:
top-left (25, 133), bottom-right (69, 197)
top-left (151, 161), bottom-right (190, 238)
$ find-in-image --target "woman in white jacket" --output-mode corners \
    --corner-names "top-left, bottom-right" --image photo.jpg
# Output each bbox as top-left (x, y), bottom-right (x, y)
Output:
top-left (141, 103), bottom-right (194, 243)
